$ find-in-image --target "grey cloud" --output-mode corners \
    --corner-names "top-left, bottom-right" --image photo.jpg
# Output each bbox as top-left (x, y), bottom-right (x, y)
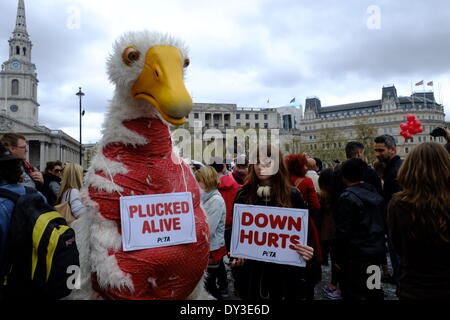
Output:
top-left (306, 1), bottom-right (450, 79)
top-left (259, 65), bottom-right (304, 87)
top-left (2, 0), bottom-right (449, 139)
top-left (191, 40), bottom-right (268, 72)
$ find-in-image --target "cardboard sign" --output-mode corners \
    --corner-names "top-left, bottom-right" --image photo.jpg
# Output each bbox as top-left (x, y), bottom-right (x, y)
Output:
top-left (120, 192), bottom-right (197, 251)
top-left (230, 204), bottom-right (309, 267)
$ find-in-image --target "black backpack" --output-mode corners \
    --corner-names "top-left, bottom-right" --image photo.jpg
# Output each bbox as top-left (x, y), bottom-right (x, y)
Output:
top-left (0, 187), bottom-right (80, 299)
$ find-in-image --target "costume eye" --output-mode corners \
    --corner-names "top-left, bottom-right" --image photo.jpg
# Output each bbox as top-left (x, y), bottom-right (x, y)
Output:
top-left (122, 46), bottom-right (140, 66)
top-left (183, 58), bottom-right (190, 68)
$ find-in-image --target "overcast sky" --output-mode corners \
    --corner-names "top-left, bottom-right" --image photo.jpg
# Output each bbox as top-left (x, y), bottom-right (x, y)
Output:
top-left (1, 0), bottom-right (449, 143)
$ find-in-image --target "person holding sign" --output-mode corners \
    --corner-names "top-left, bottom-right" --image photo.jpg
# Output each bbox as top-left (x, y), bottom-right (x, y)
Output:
top-left (230, 145), bottom-right (315, 300)
top-left (195, 166), bottom-right (227, 300)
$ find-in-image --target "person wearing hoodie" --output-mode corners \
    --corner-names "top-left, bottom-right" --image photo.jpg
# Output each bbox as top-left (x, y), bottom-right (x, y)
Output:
top-left (195, 166), bottom-right (227, 300)
top-left (210, 158), bottom-right (241, 251)
top-left (335, 158), bottom-right (386, 300)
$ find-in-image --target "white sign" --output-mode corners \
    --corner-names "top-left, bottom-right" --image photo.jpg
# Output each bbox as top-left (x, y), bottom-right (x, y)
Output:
top-left (230, 204), bottom-right (309, 267)
top-left (119, 192), bottom-right (197, 251)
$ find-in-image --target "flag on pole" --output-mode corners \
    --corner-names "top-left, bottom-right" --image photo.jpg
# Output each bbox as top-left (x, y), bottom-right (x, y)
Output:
top-left (81, 110), bottom-right (85, 116)
top-left (290, 97), bottom-right (296, 103)
top-left (427, 81), bottom-right (433, 86)
top-left (415, 80), bottom-right (424, 86)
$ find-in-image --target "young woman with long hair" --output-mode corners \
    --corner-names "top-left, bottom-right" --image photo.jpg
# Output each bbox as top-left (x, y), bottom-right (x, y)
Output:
top-left (387, 142), bottom-right (450, 300)
top-left (284, 153), bottom-right (324, 299)
top-left (57, 163), bottom-right (85, 219)
top-left (230, 145), bottom-right (315, 300)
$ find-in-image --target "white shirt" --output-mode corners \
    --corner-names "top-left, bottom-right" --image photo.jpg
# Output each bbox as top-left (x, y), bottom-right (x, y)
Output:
top-left (60, 188), bottom-right (85, 218)
top-left (305, 170), bottom-right (321, 194)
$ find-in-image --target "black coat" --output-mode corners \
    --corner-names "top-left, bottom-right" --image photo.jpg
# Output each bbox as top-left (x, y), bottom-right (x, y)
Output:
top-left (42, 173), bottom-right (61, 206)
top-left (382, 155), bottom-right (403, 203)
top-left (335, 183), bottom-right (386, 264)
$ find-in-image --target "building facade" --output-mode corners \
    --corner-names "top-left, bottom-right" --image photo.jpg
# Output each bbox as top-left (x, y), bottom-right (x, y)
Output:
top-left (300, 85), bottom-right (447, 164)
top-left (180, 103), bottom-right (304, 157)
top-left (0, 0), bottom-right (81, 169)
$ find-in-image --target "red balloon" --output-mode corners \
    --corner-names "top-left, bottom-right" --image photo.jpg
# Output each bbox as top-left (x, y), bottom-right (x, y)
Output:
top-left (411, 120), bottom-right (421, 128)
top-left (408, 126), bottom-right (417, 134)
top-left (400, 123), bottom-right (409, 131)
top-left (406, 114), bottom-right (416, 122)
top-left (400, 131), bottom-right (409, 139)
top-left (404, 132), bottom-right (413, 140)
top-left (417, 127), bottom-right (423, 133)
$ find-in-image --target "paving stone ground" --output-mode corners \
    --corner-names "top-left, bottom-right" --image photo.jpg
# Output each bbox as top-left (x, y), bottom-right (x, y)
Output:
top-left (221, 255), bottom-right (398, 300)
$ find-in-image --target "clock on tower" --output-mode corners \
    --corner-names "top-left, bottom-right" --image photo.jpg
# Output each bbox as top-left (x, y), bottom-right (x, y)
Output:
top-left (11, 60), bottom-right (21, 69)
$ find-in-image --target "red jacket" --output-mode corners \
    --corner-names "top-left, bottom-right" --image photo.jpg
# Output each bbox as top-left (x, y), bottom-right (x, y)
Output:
top-left (218, 173), bottom-right (241, 228)
top-left (290, 175), bottom-right (321, 217)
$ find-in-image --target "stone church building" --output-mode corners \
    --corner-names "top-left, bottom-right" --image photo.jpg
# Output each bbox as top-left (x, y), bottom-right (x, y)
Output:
top-left (0, 0), bottom-right (80, 170)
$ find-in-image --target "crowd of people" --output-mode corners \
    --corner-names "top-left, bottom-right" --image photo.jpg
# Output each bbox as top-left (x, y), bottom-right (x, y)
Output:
top-left (0, 133), bottom-right (85, 299)
top-left (1, 129), bottom-right (450, 300)
top-left (192, 131), bottom-right (450, 301)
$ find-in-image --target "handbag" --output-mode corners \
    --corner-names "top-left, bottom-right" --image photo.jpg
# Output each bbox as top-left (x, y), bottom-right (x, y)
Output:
top-left (54, 189), bottom-right (76, 225)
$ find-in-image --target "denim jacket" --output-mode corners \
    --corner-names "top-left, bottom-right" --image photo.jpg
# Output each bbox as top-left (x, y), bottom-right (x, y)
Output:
top-left (201, 189), bottom-right (226, 251)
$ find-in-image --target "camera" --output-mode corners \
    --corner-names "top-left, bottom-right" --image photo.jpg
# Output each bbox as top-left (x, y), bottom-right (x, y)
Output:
top-left (430, 127), bottom-right (447, 138)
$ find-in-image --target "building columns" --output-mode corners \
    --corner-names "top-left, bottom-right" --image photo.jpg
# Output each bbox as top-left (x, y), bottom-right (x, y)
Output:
top-left (39, 141), bottom-right (45, 171)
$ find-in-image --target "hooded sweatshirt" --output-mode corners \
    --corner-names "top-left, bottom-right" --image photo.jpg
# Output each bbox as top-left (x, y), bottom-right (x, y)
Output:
top-left (218, 173), bottom-right (241, 228)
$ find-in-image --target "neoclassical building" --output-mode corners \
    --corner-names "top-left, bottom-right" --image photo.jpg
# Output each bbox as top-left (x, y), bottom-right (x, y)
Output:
top-left (300, 85), bottom-right (447, 160)
top-left (0, 0), bottom-right (80, 169)
top-left (180, 103), bottom-right (304, 157)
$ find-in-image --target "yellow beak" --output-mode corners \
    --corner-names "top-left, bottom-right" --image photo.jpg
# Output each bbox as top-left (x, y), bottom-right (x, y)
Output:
top-left (131, 46), bottom-right (192, 125)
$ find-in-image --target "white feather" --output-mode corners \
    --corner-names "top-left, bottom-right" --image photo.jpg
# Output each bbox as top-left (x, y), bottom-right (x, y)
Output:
top-left (74, 31), bottom-right (208, 300)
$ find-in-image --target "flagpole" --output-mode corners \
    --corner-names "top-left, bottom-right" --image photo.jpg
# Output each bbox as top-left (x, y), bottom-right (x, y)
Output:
top-left (423, 82), bottom-right (426, 109)
top-left (410, 80), bottom-right (414, 110)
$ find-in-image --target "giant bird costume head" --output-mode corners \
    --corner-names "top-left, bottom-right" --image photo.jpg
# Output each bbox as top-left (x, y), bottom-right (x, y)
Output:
top-left (71, 31), bottom-right (210, 300)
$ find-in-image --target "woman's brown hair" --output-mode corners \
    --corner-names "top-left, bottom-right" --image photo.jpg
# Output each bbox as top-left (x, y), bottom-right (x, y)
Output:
top-left (195, 166), bottom-right (220, 192)
top-left (395, 142), bottom-right (450, 242)
top-left (240, 145), bottom-right (293, 207)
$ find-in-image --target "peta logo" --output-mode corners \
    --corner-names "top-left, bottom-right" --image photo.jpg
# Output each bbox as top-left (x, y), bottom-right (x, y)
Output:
top-left (66, 265), bottom-right (81, 290)
top-left (262, 251), bottom-right (276, 258)
top-left (366, 265), bottom-right (381, 290)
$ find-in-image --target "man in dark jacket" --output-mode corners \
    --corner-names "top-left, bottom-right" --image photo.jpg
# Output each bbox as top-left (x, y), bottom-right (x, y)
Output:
top-left (42, 161), bottom-right (63, 206)
top-left (333, 141), bottom-right (383, 200)
top-left (374, 134), bottom-right (403, 282)
top-left (335, 158), bottom-right (386, 300)
top-left (374, 134), bottom-right (403, 203)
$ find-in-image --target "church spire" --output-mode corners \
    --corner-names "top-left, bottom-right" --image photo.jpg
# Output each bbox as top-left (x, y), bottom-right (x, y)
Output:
top-left (8, 0), bottom-right (33, 62)
top-left (12, 0), bottom-right (29, 41)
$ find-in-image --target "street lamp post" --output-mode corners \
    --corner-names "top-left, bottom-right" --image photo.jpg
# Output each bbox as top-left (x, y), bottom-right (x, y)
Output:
top-left (76, 87), bottom-right (85, 166)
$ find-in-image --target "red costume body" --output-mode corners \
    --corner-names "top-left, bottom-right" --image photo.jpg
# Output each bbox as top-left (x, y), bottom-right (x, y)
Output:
top-left (89, 118), bottom-right (210, 299)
